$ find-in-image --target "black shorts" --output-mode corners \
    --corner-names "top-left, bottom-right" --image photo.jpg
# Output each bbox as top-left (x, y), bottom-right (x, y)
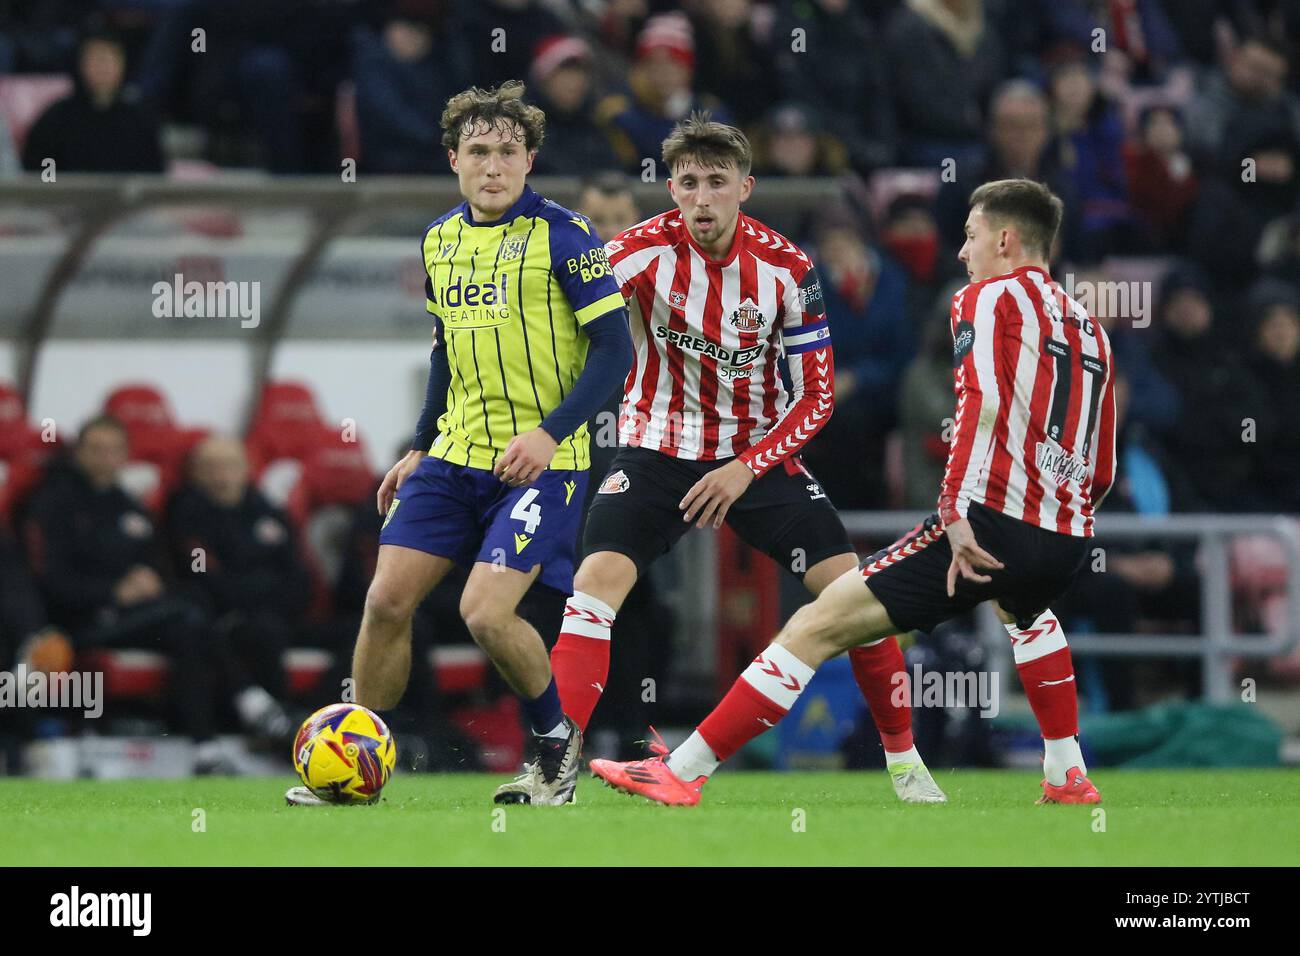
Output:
top-left (583, 446), bottom-right (852, 580)
top-left (861, 502), bottom-right (1089, 633)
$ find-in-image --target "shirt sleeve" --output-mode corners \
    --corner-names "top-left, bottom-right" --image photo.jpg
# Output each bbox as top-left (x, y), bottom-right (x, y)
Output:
top-left (549, 212), bottom-right (627, 326)
top-left (738, 264), bottom-right (835, 477)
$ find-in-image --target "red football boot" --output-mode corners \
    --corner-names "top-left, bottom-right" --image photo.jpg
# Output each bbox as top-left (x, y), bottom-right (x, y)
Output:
top-left (589, 729), bottom-right (708, 806)
top-left (1037, 766), bottom-right (1101, 805)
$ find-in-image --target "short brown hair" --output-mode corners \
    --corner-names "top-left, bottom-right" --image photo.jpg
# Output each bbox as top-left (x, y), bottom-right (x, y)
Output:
top-left (968, 178), bottom-right (1064, 259)
top-left (440, 80), bottom-right (546, 153)
top-left (662, 112), bottom-right (752, 176)
top-left (78, 413), bottom-right (127, 444)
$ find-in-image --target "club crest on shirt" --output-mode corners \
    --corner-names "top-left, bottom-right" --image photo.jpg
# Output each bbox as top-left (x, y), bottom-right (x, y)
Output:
top-left (499, 234), bottom-right (527, 262)
top-left (729, 299), bottom-right (766, 331)
top-left (598, 470), bottom-right (630, 494)
top-left (669, 290), bottom-right (687, 309)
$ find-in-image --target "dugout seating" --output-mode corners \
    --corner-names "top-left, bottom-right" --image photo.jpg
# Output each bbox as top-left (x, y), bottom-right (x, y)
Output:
top-left (77, 645), bottom-right (491, 701)
top-left (103, 384), bottom-right (209, 512)
top-left (0, 381), bottom-right (56, 527)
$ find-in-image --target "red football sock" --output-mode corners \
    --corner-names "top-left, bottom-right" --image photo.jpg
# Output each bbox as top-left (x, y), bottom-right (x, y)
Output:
top-left (1017, 647), bottom-right (1079, 739)
top-left (549, 591), bottom-right (616, 733)
top-left (1005, 610), bottom-right (1079, 740)
top-left (697, 644), bottom-right (814, 761)
top-left (848, 637), bottom-right (914, 753)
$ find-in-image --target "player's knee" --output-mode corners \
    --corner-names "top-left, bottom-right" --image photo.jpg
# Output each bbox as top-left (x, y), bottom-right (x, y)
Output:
top-left (573, 553), bottom-right (635, 608)
top-left (460, 598), bottom-right (511, 648)
top-left (363, 580), bottom-right (417, 628)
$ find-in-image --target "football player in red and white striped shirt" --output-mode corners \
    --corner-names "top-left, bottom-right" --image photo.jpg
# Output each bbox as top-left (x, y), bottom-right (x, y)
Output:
top-left (592, 178), bottom-right (1116, 807)
top-left (547, 114), bottom-right (945, 805)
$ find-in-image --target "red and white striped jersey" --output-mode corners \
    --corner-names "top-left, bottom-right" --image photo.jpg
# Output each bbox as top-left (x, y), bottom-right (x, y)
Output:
top-left (940, 265), bottom-right (1117, 537)
top-left (605, 210), bottom-right (833, 476)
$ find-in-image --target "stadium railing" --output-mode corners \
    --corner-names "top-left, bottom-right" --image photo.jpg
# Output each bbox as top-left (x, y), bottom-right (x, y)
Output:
top-left (837, 512), bottom-right (1300, 704)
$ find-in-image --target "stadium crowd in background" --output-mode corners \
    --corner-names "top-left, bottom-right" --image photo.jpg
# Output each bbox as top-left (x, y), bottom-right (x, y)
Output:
top-left (2, 0), bottom-right (1300, 765)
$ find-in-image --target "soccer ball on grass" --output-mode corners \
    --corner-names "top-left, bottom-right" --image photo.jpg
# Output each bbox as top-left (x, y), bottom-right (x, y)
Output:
top-left (292, 703), bottom-right (396, 805)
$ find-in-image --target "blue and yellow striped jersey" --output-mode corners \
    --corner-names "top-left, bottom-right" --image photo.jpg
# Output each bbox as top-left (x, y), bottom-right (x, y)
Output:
top-left (421, 185), bottom-right (624, 471)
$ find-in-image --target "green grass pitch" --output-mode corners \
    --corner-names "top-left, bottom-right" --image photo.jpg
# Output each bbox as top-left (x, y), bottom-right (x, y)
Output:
top-left (2, 769), bottom-right (1296, 866)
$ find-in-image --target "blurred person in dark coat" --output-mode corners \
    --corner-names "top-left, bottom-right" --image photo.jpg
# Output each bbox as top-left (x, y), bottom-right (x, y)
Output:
top-left (769, 0), bottom-right (897, 172)
top-left (596, 13), bottom-right (733, 179)
top-left (751, 102), bottom-right (850, 178)
top-left (166, 435), bottom-right (310, 732)
top-left (884, 0), bottom-right (1008, 167)
top-left (23, 418), bottom-right (283, 772)
top-left (351, 10), bottom-right (468, 174)
top-left (21, 30), bottom-right (163, 174)
top-left (526, 36), bottom-right (621, 176)
top-left (1149, 267), bottom-right (1276, 512)
top-left (1245, 279), bottom-right (1300, 511)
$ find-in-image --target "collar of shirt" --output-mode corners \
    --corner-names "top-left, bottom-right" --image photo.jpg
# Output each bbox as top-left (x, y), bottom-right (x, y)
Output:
top-left (462, 185), bottom-right (539, 227)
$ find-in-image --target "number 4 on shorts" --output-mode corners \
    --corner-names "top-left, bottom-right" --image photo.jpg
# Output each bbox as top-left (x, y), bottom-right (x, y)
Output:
top-left (511, 488), bottom-right (542, 534)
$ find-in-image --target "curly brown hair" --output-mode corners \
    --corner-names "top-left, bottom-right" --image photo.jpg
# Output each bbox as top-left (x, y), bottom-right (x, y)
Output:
top-left (661, 112), bottom-right (752, 175)
top-left (440, 80), bottom-right (546, 153)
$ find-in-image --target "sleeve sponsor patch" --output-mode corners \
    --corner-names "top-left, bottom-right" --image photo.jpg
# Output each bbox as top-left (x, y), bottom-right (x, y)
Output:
top-left (953, 320), bottom-right (975, 367)
top-left (798, 267), bottom-right (825, 317)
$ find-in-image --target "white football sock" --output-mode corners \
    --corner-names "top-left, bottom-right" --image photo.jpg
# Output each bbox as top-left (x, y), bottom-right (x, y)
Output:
top-left (1043, 735), bottom-right (1085, 786)
top-left (885, 745), bottom-right (922, 768)
top-left (667, 731), bottom-right (720, 780)
top-left (537, 719), bottom-right (568, 739)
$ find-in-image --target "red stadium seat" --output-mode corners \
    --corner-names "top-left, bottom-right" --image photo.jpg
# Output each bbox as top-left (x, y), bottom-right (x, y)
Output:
top-left (102, 385), bottom-right (207, 511)
top-left (246, 380), bottom-right (332, 469)
top-left (0, 382), bottom-right (56, 526)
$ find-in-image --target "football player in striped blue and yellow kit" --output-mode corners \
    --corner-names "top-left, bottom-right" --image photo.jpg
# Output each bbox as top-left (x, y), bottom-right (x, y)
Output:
top-left (311, 82), bottom-right (632, 808)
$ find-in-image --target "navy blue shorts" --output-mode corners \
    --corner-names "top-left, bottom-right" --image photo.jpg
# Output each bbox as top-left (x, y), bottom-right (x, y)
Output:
top-left (379, 456), bottom-right (588, 593)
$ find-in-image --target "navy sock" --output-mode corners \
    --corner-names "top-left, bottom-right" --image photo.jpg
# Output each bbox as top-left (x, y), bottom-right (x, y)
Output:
top-left (522, 677), bottom-right (564, 736)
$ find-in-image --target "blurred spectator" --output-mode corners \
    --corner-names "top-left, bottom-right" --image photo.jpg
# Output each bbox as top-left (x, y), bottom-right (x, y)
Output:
top-left (1074, 266), bottom-right (1181, 433)
top-left (1245, 279), bottom-right (1300, 511)
top-left (134, 0), bottom-right (361, 173)
top-left (1187, 124), bottom-right (1300, 289)
top-left (1260, 209), bottom-right (1300, 286)
top-left (351, 13), bottom-right (467, 174)
top-left (1057, 371), bottom-right (1203, 710)
top-left (1149, 266), bottom-right (1275, 511)
top-left (752, 102), bottom-right (850, 177)
top-left (1003, 0), bottom-right (1180, 84)
top-left (1049, 55), bottom-right (1142, 257)
top-left (880, 193), bottom-right (944, 315)
top-left (1185, 34), bottom-right (1300, 171)
top-left (166, 435), bottom-right (310, 724)
top-left (576, 170), bottom-right (644, 240)
top-left (899, 281), bottom-right (966, 510)
top-left (1124, 104), bottom-right (1199, 251)
top-left (596, 13), bottom-right (734, 177)
top-left (801, 211), bottom-right (914, 508)
top-left (934, 80), bottom-right (1081, 271)
top-left (21, 31), bottom-right (164, 174)
top-left (884, 0), bottom-right (1008, 167)
top-left (462, 0), bottom-right (568, 92)
top-left (22, 417), bottom-right (287, 772)
top-left (684, 0), bottom-right (780, 125)
top-left (527, 36), bottom-right (621, 175)
top-left (0, 0), bottom-right (84, 74)
top-left (769, 0), bottom-right (897, 171)
top-left (0, 525), bottom-right (71, 678)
